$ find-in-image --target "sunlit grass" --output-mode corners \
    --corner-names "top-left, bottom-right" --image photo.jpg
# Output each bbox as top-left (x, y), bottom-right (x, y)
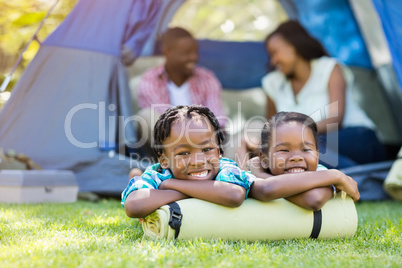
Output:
top-left (0, 200), bottom-right (401, 267)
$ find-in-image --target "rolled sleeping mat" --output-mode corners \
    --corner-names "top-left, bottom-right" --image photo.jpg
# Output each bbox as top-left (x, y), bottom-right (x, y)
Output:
top-left (384, 158), bottom-right (402, 200)
top-left (142, 195), bottom-right (358, 241)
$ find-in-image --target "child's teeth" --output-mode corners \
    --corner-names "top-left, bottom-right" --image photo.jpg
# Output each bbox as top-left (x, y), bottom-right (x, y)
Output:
top-left (190, 170), bottom-right (208, 177)
top-left (288, 168), bottom-right (305, 173)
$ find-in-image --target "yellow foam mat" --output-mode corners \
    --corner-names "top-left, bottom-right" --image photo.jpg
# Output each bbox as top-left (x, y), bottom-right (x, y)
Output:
top-left (384, 158), bottom-right (402, 200)
top-left (142, 195), bottom-right (357, 241)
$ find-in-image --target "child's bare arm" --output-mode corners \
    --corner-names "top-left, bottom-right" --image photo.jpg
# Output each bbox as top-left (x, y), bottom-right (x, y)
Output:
top-left (159, 179), bottom-right (246, 207)
top-left (285, 186), bottom-right (333, 211)
top-left (248, 156), bottom-right (333, 210)
top-left (249, 169), bottom-right (360, 202)
top-left (124, 188), bottom-right (189, 218)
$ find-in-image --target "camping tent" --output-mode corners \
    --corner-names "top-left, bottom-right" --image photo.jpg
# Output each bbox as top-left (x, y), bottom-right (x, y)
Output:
top-left (0, 0), bottom-right (162, 194)
top-left (1, 0), bottom-right (401, 197)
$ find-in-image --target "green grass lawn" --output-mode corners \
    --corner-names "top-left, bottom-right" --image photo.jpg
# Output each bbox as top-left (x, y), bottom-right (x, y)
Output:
top-left (1, 199), bottom-right (401, 268)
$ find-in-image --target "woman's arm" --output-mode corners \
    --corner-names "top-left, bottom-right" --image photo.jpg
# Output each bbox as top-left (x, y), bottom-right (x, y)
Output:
top-left (124, 189), bottom-right (189, 218)
top-left (249, 169), bottom-right (359, 202)
top-left (316, 64), bottom-right (347, 133)
top-left (159, 179), bottom-right (246, 207)
top-left (266, 95), bottom-right (277, 120)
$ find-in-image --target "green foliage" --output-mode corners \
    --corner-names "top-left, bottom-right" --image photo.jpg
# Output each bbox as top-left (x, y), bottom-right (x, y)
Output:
top-left (11, 12), bottom-right (47, 27)
top-left (0, 0), bottom-right (77, 92)
top-left (0, 200), bottom-right (401, 267)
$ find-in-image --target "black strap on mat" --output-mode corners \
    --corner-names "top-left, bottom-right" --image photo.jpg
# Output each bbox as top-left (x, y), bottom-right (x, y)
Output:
top-left (167, 202), bottom-right (183, 239)
top-left (309, 209), bottom-right (322, 239)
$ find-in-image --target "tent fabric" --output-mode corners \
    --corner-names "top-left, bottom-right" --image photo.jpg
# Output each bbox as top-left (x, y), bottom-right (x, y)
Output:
top-left (198, 40), bottom-right (269, 89)
top-left (348, 0), bottom-right (391, 68)
top-left (0, 0), bottom-right (161, 194)
top-left (44, 0), bottom-right (160, 58)
top-left (140, 0), bottom-right (186, 56)
top-left (278, 0), bottom-right (372, 69)
top-left (349, 0), bottom-right (402, 143)
top-left (372, 0), bottom-right (402, 91)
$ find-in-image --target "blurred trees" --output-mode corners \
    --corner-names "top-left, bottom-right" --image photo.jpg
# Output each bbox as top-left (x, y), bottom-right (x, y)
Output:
top-left (170, 0), bottom-right (287, 41)
top-left (0, 0), bottom-right (77, 92)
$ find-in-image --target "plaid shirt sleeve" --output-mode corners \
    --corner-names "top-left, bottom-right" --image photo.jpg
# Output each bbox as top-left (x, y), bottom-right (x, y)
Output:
top-left (121, 163), bottom-right (172, 207)
top-left (215, 158), bottom-right (256, 198)
top-left (137, 66), bottom-right (170, 114)
top-left (189, 67), bottom-right (226, 127)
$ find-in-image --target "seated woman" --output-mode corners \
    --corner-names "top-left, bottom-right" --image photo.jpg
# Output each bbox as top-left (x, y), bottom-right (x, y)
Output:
top-left (261, 20), bottom-right (386, 169)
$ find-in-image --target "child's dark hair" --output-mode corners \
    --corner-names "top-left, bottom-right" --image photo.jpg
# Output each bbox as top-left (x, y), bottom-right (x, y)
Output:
top-left (261, 111), bottom-right (318, 154)
top-left (265, 20), bottom-right (328, 62)
top-left (153, 105), bottom-right (225, 157)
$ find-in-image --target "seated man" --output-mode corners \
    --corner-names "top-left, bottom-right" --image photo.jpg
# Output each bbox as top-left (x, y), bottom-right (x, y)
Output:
top-left (136, 27), bottom-right (226, 159)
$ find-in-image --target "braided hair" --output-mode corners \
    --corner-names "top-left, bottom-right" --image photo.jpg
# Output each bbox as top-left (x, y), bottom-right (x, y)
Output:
top-left (260, 111), bottom-right (318, 154)
top-left (153, 105), bottom-right (225, 157)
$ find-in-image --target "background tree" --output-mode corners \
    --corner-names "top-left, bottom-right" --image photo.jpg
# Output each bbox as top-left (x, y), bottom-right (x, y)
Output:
top-left (0, 0), bottom-right (77, 96)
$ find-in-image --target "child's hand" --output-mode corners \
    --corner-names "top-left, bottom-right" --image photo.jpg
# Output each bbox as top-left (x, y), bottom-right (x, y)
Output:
top-left (247, 156), bottom-right (272, 179)
top-left (331, 170), bottom-right (360, 202)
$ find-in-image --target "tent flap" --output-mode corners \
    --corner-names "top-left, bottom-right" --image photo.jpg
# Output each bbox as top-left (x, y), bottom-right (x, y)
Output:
top-left (198, 40), bottom-right (268, 89)
top-left (278, 0), bottom-right (372, 69)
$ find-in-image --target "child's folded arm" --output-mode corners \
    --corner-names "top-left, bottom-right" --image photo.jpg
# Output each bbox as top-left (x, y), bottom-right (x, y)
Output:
top-left (285, 186), bottom-right (333, 211)
top-left (159, 179), bottom-right (246, 207)
top-left (124, 188), bottom-right (189, 218)
top-left (249, 169), bottom-right (360, 202)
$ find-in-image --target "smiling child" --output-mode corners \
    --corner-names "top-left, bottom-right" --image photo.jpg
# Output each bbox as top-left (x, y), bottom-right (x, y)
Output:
top-left (122, 105), bottom-right (255, 218)
top-left (248, 111), bottom-right (360, 210)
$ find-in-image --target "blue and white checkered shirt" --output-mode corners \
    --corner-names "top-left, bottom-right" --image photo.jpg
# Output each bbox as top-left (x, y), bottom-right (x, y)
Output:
top-left (121, 158), bottom-right (255, 207)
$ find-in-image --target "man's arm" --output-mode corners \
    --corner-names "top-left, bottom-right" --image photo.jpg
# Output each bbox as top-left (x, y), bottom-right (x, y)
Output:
top-left (249, 169), bottom-right (359, 202)
top-left (159, 179), bottom-right (246, 207)
top-left (201, 70), bottom-right (226, 128)
top-left (124, 188), bottom-right (189, 218)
